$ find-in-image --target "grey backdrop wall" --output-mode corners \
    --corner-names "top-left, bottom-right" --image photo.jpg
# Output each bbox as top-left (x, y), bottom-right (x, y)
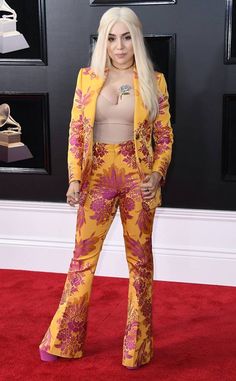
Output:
top-left (0, 0), bottom-right (236, 211)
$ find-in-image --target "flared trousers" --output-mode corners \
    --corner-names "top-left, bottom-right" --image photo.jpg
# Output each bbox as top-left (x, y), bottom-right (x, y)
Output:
top-left (39, 140), bottom-right (156, 367)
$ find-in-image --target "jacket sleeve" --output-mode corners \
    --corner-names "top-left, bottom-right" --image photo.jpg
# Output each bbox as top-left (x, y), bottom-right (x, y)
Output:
top-left (67, 69), bottom-right (84, 183)
top-left (152, 72), bottom-right (174, 184)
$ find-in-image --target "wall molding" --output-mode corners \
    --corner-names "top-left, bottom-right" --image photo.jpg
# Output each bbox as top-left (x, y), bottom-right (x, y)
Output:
top-left (1, 200), bottom-right (236, 287)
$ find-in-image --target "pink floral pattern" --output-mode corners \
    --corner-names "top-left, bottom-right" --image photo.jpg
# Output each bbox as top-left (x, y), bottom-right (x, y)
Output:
top-left (123, 229), bottom-right (153, 366)
top-left (73, 233), bottom-right (99, 258)
top-left (89, 164), bottom-right (139, 225)
top-left (55, 294), bottom-right (88, 357)
top-left (59, 259), bottom-right (93, 305)
top-left (136, 202), bottom-right (154, 238)
top-left (92, 143), bottom-right (108, 170)
top-left (118, 140), bottom-right (138, 169)
top-left (151, 74), bottom-right (174, 179)
top-left (119, 196), bottom-right (135, 224)
top-left (153, 120), bottom-right (172, 160)
top-left (40, 69), bottom-right (174, 366)
top-left (68, 70), bottom-right (95, 183)
top-left (69, 115), bottom-right (84, 163)
top-left (135, 120), bottom-right (153, 170)
top-left (136, 338), bottom-right (153, 365)
top-left (122, 232), bottom-right (153, 364)
top-left (69, 120), bottom-right (83, 152)
top-left (123, 305), bottom-right (141, 361)
top-left (82, 67), bottom-right (97, 80)
top-left (39, 144), bottom-right (155, 364)
top-left (76, 205), bottom-right (86, 231)
top-left (75, 87), bottom-right (94, 110)
top-left (158, 91), bottom-right (169, 115)
top-left (68, 68), bottom-right (173, 203)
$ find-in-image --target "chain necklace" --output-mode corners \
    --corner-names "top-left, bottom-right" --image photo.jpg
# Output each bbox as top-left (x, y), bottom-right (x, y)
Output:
top-left (111, 60), bottom-right (134, 71)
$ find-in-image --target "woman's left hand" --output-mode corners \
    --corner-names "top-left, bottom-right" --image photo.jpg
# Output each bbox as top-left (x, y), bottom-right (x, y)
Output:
top-left (140, 172), bottom-right (162, 200)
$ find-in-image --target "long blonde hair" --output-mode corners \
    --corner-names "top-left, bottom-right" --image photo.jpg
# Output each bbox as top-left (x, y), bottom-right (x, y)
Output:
top-left (90, 7), bottom-right (160, 121)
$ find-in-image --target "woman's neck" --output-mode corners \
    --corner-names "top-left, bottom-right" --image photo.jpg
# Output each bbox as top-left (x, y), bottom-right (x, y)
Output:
top-left (110, 60), bottom-right (134, 71)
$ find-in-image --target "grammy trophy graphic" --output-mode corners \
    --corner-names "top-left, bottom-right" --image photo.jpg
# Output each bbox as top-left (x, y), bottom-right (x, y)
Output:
top-left (0, 103), bottom-right (33, 162)
top-left (0, 0), bottom-right (29, 54)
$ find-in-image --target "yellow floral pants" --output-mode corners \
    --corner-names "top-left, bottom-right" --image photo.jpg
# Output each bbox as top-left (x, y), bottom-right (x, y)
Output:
top-left (39, 140), bottom-right (156, 367)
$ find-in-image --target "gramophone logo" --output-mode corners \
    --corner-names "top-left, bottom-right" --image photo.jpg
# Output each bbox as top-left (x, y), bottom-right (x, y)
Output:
top-left (0, 103), bottom-right (33, 162)
top-left (0, 0), bottom-right (29, 54)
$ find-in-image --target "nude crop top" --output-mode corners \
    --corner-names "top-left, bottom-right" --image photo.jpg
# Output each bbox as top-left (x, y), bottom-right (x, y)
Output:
top-left (93, 88), bottom-right (135, 144)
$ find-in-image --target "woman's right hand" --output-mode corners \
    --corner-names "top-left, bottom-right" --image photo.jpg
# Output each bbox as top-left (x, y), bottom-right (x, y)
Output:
top-left (66, 180), bottom-right (80, 207)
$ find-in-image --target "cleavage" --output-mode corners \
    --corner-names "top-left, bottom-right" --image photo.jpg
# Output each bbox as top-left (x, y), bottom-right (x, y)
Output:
top-left (99, 86), bottom-right (133, 106)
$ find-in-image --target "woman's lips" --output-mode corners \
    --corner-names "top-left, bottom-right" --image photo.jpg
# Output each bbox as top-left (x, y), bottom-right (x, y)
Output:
top-left (115, 54), bottom-right (126, 58)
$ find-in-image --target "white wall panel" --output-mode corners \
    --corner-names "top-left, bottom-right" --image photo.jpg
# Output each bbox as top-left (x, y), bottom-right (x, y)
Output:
top-left (1, 200), bottom-right (236, 286)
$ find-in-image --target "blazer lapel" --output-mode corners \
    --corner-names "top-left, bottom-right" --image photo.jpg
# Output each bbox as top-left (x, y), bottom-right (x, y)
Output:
top-left (83, 70), bottom-right (107, 129)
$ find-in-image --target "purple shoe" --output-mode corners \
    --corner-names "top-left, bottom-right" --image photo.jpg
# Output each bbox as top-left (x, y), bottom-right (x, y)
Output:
top-left (39, 348), bottom-right (58, 362)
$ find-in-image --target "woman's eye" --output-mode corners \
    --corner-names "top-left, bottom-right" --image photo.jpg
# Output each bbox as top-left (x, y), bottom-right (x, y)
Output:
top-left (108, 37), bottom-right (115, 42)
top-left (125, 35), bottom-right (131, 40)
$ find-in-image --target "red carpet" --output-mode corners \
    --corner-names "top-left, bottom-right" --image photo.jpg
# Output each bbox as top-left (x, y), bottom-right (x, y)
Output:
top-left (0, 269), bottom-right (236, 381)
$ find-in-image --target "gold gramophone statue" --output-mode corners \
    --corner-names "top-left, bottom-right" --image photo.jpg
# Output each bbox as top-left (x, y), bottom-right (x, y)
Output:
top-left (0, 103), bottom-right (33, 162)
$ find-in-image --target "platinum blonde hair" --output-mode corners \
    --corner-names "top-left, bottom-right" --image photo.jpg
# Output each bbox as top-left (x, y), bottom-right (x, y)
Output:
top-left (90, 7), bottom-right (161, 121)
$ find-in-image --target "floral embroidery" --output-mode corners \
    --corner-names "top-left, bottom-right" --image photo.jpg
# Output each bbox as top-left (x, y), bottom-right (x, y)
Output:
top-left (124, 232), bottom-right (153, 263)
top-left (156, 161), bottom-right (169, 181)
top-left (123, 304), bottom-right (141, 361)
top-left (124, 231), bottom-right (154, 359)
top-left (55, 294), bottom-right (88, 356)
top-left (136, 338), bottom-right (153, 365)
top-left (75, 87), bottom-right (94, 110)
top-left (59, 259), bottom-right (93, 305)
top-left (76, 206), bottom-right (86, 231)
top-left (89, 164), bottom-right (139, 224)
top-left (92, 143), bottom-right (108, 170)
top-left (82, 67), bottom-right (97, 80)
top-left (90, 196), bottom-right (117, 225)
top-left (118, 140), bottom-right (137, 169)
top-left (136, 202), bottom-right (154, 238)
top-left (68, 114), bottom-right (93, 183)
top-left (73, 233), bottom-right (99, 259)
top-left (135, 120), bottom-right (153, 170)
top-left (82, 119), bottom-right (93, 155)
top-left (78, 160), bottom-right (93, 207)
top-left (68, 70), bottom-right (95, 184)
top-left (151, 73), bottom-right (174, 178)
top-left (136, 120), bottom-right (152, 142)
top-left (133, 270), bottom-right (153, 333)
top-left (158, 94), bottom-right (169, 115)
top-left (69, 116), bottom-right (84, 162)
top-left (68, 164), bottom-right (78, 183)
top-left (153, 121), bottom-right (172, 160)
top-left (119, 196), bottom-right (135, 224)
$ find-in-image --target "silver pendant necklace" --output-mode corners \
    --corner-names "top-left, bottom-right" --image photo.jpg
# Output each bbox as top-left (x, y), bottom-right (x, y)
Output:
top-left (119, 84), bottom-right (132, 100)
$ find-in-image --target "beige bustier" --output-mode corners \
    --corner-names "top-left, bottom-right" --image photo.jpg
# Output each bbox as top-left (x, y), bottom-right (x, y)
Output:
top-left (93, 88), bottom-right (135, 143)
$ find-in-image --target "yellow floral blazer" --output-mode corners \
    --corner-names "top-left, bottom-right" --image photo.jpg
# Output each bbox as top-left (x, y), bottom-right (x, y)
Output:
top-left (67, 66), bottom-right (174, 208)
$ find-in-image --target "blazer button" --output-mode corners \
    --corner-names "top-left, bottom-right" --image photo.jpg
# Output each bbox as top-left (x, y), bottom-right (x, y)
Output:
top-left (135, 133), bottom-right (140, 139)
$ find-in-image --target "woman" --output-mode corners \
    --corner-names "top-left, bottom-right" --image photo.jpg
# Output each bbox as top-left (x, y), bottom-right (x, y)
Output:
top-left (39, 6), bottom-right (173, 369)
